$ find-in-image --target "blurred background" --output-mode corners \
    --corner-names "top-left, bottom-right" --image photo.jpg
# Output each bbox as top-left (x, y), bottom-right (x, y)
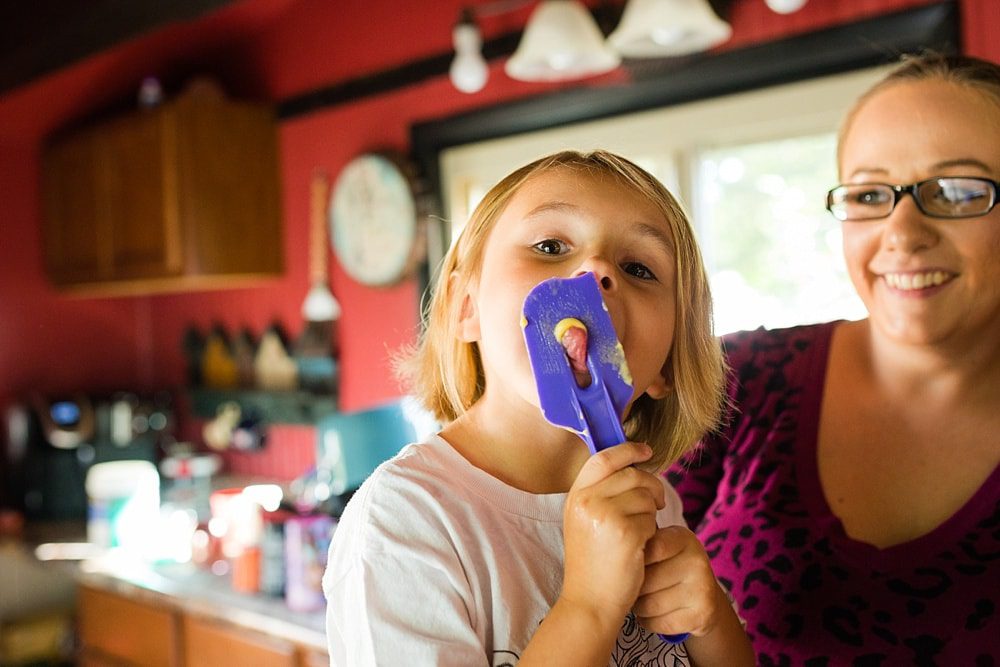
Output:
top-left (0, 0), bottom-right (995, 664)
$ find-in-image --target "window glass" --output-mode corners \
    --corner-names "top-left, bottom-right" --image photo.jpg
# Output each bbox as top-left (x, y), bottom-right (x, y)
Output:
top-left (696, 134), bottom-right (866, 334)
top-left (438, 66), bottom-right (890, 332)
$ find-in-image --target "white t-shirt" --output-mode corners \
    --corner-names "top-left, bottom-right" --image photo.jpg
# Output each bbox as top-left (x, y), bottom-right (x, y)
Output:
top-left (323, 435), bottom-right (692, 666)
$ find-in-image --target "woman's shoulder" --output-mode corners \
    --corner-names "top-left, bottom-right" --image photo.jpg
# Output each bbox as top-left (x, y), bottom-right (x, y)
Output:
top-left (720, 321), bottom-right (840, 371)
top-left (721, 321), bottom-right (838, 355)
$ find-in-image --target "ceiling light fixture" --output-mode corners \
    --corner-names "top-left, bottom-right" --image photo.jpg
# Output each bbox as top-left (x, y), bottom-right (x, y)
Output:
top-left (449, 0), bottom-right (756, 93)
top-left (449, 8), bottom-right (490, 93)
top-left (608, 0), bottom-right (731, 58)
top-left (505, 0), bottom-right (620, 82)
top-left (764, 0), bottom-right (808, 14)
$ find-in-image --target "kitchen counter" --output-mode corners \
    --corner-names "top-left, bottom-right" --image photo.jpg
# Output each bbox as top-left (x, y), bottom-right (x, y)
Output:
top-left (12, 519), bottom-right (329, 665)
top-left (77, 552), bottom-right (327, 652)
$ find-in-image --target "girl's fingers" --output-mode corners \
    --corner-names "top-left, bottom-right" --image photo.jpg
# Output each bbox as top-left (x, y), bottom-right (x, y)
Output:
top-left (635, 607), bottom-right (701, 638)
top-left (634, 586), bottom-right (720, 638)
top-left (643, 525), bottom-right (691, 565)
top-left (608, 487), bottom-right (664, 518)
top-left (572, 441), bottom-right (653, 489)
top-left (635, 527), bottom-right (724, 637)
top-left (571, 443), bottom-right (666, 510)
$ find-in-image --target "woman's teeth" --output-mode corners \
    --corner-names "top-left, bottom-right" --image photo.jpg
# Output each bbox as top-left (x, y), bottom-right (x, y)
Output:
top-left (884, 271), bottom-right (950, 291)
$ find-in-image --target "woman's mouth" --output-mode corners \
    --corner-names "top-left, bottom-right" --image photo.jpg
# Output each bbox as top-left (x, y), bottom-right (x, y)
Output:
top-left (883, 270), bottom-right (953, 291)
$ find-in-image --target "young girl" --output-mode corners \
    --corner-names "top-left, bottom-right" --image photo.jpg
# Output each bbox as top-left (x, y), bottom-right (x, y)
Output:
top-left (324, 150), bottom-right (753, 665)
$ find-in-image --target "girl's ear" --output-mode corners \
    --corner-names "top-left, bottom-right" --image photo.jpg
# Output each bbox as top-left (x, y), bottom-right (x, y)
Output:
top-left (453, 273), bottom-right (481, 343)
top-left (644, 359), bottom-right (673, 400)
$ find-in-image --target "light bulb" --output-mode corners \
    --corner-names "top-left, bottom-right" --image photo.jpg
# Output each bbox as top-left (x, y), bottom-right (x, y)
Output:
top-left (764, 0), bottom-right (807, 14)
top-left (450, 19), bottom-right (488, 93)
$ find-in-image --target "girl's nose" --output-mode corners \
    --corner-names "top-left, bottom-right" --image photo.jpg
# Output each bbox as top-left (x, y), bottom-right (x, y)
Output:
top-left (573, 256), bottom-right (615, 291)
top-left (882, 196), bottom-right (937, 254)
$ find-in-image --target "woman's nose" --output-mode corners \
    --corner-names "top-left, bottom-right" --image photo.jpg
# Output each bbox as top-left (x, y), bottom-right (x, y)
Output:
top-left (573, 256), bottom-right (616, 291)
top-left (882, 196), bottom-right (938, 254)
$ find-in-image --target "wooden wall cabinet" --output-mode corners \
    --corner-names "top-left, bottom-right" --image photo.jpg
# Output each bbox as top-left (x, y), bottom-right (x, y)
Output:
top-left (41, 81), bottom-right (283, 294)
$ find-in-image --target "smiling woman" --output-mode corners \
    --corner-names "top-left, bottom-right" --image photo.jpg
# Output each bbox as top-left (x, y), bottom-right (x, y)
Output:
top-left (667, 53), bottom-right (1000, 664)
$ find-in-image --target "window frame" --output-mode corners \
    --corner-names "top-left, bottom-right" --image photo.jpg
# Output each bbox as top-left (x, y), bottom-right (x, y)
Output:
top-left (410, 2), bottom-right (957, 293)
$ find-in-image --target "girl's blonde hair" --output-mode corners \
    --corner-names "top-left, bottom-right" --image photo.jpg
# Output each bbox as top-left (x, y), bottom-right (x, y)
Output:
top-left (396, 150), bottom-right (725, 471)
top-left (838, 53), bottom-right (1000, 168)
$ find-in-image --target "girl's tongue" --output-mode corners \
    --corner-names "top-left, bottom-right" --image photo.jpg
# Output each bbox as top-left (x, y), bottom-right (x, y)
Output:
top-left (555, 319), bottom-right (592, 388)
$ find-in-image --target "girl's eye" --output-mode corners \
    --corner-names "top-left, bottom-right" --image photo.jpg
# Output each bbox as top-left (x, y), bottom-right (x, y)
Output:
top-left (623, 262), bottom-right (657, 280)
top-left (532, 239), bottom-right (567, 255)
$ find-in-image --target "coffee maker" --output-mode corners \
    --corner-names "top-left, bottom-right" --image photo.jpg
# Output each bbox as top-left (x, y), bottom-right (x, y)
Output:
top-left (4, 392), bottom-right (172, 520)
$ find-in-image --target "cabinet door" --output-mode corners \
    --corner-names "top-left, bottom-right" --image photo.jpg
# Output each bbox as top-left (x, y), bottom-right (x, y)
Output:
top-left (103, 111), bottom-right (182, 280)
top-left (297, 647), bottom-right (331, 667)
top-left (41, 130), bottom-right (112, 283)
top-left (78, 586), bottom-right (179, 667)
top-left (182, 615), bottom-right (297, 667)
top-left (173, 89), bottom-right (283, 278)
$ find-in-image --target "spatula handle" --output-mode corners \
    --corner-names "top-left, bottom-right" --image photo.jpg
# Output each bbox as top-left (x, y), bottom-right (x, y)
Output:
top-left (577, 375), bottom-right (627, 455)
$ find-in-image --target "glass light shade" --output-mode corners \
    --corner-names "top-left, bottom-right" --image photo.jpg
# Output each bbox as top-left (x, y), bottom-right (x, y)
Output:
top-left (505, 0), bottom-right (620, 82)
top-left (607, 0), bottom-right (732, 58)
top-left (765, 0), bottom-right (807, 14)
top-left (450, 20), bottom-right (489, 93)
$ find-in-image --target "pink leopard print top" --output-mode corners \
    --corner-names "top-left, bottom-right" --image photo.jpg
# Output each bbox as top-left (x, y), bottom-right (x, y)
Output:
top-left (668, 322), bottom-right (1000, 667)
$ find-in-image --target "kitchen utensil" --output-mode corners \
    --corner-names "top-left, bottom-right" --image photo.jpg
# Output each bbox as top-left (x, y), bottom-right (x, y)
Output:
top-left (521, 273), bottom-right (632, 455)
top-left (201, 326), bottom-right (238, 389)
top-left (295, 171), bottom-right (340, 394)
top-left (521, 272), bottom-right (689, 644)
top-left (254, 324), bottom-right (299, 391)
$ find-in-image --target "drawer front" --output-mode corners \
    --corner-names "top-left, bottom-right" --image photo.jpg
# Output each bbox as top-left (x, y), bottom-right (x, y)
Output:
top-left (297, 646), bottom-right (331, 667)
top-left (182, 615), bottom-right (297, 667)
top-left (78, 586), bottom-right (178, 667)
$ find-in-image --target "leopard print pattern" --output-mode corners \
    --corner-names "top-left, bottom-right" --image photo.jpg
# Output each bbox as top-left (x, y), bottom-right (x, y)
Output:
top-left (668, 323), bottom-right (1000, 666)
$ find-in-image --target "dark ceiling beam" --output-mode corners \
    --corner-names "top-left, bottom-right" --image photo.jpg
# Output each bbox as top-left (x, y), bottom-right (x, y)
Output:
top-left (0, 0), bottom-right (238, 96)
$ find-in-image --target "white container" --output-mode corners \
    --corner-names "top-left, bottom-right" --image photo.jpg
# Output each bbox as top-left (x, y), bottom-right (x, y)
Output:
top-left (85, 460), bottom-right (160, 555)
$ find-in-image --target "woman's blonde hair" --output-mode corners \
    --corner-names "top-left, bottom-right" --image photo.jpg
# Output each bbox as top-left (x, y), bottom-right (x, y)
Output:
top-left (838, 52), bottom-right (1000, 167)
top-left (396, 150), bottom-right (725, 470)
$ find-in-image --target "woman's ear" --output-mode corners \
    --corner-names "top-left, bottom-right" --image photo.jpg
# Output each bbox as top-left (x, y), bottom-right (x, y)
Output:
top-left (453, 273), bottom-right (481, 343)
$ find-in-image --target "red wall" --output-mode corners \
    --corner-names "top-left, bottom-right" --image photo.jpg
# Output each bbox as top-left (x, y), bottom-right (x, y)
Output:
top-left (0, 0), bottom-right (994, 478)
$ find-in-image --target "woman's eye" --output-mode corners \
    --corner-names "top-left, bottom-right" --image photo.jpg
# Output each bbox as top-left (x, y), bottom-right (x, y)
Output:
top-left (532, 239), bottom-right (567, 255)
top-left (623, 262), bottom-right (657, 280)
top-left (852, 189), bottom-right (890, 206)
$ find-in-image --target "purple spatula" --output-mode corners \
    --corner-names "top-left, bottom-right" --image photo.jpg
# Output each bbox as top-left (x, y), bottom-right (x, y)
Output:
top-left (521, 272), bottom-right (689, 645)
top-left (522, 273), bottom-right (632, 455)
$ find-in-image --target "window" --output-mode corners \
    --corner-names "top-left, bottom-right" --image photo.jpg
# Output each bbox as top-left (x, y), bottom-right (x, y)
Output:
top-left (439, 66), bottom-right (889, 333)
top-left (697, 134), bottom-right (867, 334)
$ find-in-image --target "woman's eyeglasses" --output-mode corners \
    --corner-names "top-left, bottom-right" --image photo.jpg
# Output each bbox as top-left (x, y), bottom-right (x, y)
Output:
top-left (826, 176), bottom-right (1000, 222)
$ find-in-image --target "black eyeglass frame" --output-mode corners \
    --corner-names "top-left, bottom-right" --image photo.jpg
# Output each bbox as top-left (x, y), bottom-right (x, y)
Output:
top-left (825, 176), bottom-right (1000, 222)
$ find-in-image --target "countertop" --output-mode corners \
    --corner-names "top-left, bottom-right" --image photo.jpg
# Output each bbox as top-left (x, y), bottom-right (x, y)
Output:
top-left (77, 553), bottom-right (328, 652)
top-left (11, 520), bottom-right (327, 653)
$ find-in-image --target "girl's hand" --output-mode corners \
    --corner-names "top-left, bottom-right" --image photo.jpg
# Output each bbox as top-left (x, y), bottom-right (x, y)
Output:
top-left (633, 525), bottom-right (728, 638)
top-left (561, 442), bottom-right (666, 627)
